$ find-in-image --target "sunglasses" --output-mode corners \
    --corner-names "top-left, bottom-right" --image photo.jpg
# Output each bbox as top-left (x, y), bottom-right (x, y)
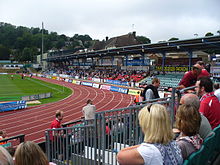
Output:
top-left (147, 104), bottom-right (153, 112)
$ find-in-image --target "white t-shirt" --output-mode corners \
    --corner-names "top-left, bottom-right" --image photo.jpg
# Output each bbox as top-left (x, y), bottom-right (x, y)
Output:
top-left (137, 143), bottom-right (163, 165)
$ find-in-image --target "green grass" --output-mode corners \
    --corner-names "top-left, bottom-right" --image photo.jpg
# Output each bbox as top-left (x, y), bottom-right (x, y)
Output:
top-left (0, 74), bottom-right (72, 105)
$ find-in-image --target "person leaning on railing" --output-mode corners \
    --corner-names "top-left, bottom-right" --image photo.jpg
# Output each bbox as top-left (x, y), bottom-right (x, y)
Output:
top-left (117, 104), bottom-right (183, 165)
top-left (177, 64), bottom-right (202, 90)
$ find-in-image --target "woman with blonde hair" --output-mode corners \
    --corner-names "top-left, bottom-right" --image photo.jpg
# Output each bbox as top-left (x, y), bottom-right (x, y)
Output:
top-left (15, 141), bottom-right (56, 165)
top-left (117, 104), bottom-right (183, 165)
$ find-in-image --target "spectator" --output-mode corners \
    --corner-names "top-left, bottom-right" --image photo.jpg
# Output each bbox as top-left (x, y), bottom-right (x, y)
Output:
top-left (82, 99), bottom-right (96, 124)
top-left (50, 110), bottom-right (64, 129)
top-left (133, 91), bottom-right (143, 104)
top-left (180, 93), bottom-right (213, 139)
top-left (117, 104), bottom-right (183, 165)
top-left (195, 77), bottom-right (220, 129)
top-left (196, 61), bottom-right (210, 79)
top-left (112, 117), bottom-right (125, 143)
top-left (214, 83), bottom-right (220, 101)
top-left (143, 78), bottom-right (160, 101)
top-left (0, 146), bottom-right (14, 165)
top-left (14, 141), bottom-right (56, 165)
top-left (0, 130), bottom-right (7, 145)
top-left (176, 104), bottom-right (203, 160)
top-left (178, 64), bottom-right (202, 89)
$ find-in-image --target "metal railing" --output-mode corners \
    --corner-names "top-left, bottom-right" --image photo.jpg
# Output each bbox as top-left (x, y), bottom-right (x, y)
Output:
top-left (0, 134), bottom-right (25, 148)
top-left (45, 86), bottom-right (197, 165)
top-left (45, 102), bottom-right (173, 165)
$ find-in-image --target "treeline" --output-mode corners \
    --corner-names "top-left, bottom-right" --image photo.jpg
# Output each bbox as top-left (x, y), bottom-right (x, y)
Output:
top-left (0, 22), bottom-right (153, 63)
top-left (0, 22), bottom-right (94, 62)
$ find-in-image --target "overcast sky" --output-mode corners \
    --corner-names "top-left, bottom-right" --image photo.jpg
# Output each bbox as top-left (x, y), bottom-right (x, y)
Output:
top-left (0, 0), bottom-right (219, 43)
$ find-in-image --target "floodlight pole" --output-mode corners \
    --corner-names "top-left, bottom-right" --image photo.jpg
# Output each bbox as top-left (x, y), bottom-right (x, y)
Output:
top-left (41, 22), bottom-right (44, 68)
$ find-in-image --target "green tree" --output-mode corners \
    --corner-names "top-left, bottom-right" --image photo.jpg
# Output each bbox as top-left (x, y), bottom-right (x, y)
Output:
top-left (136, 36), bottom-right (151, 44)
top-left (205, 32), bottom-right (214, 36)
top-left (0, 45), bottom-right (11, 60)
top-left (168, 37), bottom-right (179, 41)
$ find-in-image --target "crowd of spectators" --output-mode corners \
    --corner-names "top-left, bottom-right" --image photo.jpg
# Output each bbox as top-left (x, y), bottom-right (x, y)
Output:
top-left (1, 61), bottom-right (220, 164)
top-left (43, 67), bottom-right (149, 83)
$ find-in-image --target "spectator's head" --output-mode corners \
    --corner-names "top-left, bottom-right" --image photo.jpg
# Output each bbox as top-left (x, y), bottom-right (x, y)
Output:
top-left (0, 146), bottom-right (14, 165)
top-left (192, 64), bottom-right (202, 76)
top-left (87, 99), bottom-right (93, 105)
top-left (55, 110), bottom-right (64, 121)
top-left (180, 93), bottom-right (200, 110)
top-left (214, 83), bottom-right (220, 90)
top-left (138, 104), bottom-right (173, 144)
top-left (195, 77), bottom-right (213, 97)
top-left (196, 61), bottom-right (205, 69)
top-left (176, 104), bottom-right (201, 136)
top-left (15, 141), bottom-right (49, 165)
top-left (152, 78), bottom-right (160, 88)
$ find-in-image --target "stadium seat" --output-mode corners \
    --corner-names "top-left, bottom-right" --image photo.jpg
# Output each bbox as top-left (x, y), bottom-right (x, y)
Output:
top-left (213, 124), bottom-right (220, 152)
top-left (184, 132), bottom-right (216, 165)
top-left (183, 145), bottom-right (205, 165)
top-left (201, 132), bottom-right (216, 164)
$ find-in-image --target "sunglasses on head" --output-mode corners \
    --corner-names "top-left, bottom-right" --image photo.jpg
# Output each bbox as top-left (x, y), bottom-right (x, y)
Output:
top-left (147, 104), bottom-right (153, 112)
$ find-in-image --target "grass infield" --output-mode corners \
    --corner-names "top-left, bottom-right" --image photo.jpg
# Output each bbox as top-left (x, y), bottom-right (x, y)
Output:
top-left (0, 74), bottom-right (72, 105)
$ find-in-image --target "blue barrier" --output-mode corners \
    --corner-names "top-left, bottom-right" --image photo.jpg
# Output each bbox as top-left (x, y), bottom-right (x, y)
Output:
top-left (0, 101), bottom-right (27, 112)
top-left (81, 82), bottom-right (93, 87)
top-left (110, 86), bottom-right (128, 94)
top-left (105, 79), bottom-right (129, 86)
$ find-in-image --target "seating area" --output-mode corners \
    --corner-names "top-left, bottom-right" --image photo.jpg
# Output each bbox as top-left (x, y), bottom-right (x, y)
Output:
top-left (144, 73), bottom-right (183, 87)
top-left (183, 124), bottom-right (220, 165)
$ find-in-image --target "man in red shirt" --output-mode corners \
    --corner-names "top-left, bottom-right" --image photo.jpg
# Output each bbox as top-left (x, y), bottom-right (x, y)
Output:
top-left (178, 64), bottom-right (202, 89)
top-left (49, 110), bottom-right (64, 160)
top-left (50, 110), bottom-right (64, 129)
top-left (196, 61), bottom-right (210, 79)
top-left (195, 77), bottom-right (220, 129)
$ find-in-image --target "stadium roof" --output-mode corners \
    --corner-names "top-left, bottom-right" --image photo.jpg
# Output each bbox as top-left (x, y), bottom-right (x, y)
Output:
top-left (47, 35), bottom-right (220, 62)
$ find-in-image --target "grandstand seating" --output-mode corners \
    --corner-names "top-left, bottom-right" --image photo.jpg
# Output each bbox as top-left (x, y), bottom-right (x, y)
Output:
top-left (144, 74), bottom-right (183, 87)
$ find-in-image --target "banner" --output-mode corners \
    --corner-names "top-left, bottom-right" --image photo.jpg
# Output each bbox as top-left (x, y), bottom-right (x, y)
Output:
top-left (92, 83), bottom-right (100, 88)
top-left (100, 85), bottom-right (111, 90)
top-left (22, 93), bottom-right (52, 101)
top-left (105, 79), bottom-right (129, 86)
top-left (155, 66), bottom-right (189, 72)
top-left (110, 86), bottom-right (128, 94)
top-left (128, 89), bottom-right (142, 95)
top-left (92, 78), bottom-right (101, 83)
top-left (0, 101), bottom-right (27, 112)
top-left (81, 82), bottom-right (93, 87)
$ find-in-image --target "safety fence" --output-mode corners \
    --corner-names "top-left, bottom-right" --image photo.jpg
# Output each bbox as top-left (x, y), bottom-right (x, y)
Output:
top-left (0, 134), bottom-right (25, 148)
top-left (45, 96), bottom-right (175, 165)
top-left (45, 86), bottom-right (198, 165)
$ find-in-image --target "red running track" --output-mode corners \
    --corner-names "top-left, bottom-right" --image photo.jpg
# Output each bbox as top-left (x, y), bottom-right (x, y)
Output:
top-left (0, 77), bottom-right (134, 143)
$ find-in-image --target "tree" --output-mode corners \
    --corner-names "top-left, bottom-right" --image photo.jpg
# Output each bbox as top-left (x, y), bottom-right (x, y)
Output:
top-left (217, 30), bottom-right (220, 35)
top-left (205, 32), bottom-right (214, 37)
top-left (0, 45), bottom-right (10, 60)
top-left (168, 37), bottom-right (179, 41)
top-left (136, 36), bottom-right (151, 44)
top-left (56, 39), bottom-right (65, 49)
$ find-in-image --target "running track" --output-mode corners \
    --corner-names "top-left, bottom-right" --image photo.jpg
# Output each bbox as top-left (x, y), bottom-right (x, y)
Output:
top-left (0, 77), bottom-right (133, 143)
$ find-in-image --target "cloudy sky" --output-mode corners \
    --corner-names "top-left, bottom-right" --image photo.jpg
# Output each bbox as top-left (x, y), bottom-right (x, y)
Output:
top-left (0, 0), bottom-right (219, 43)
